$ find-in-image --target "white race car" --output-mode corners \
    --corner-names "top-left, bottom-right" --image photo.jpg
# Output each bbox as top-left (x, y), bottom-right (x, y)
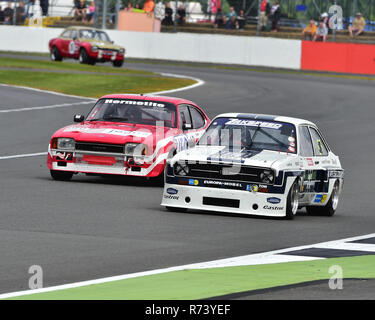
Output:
top-left (161, 113), bottom-right (344, 219)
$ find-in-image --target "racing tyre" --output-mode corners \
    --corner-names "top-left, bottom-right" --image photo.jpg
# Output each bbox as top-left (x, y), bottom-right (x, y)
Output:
top-left (285, 179), bottom-right (300, 220)
top-left (79, 48), bottom-right (93, 65)
top-left (113, 60), bottom-right (124, 68)
top-left (50, 170), bottom-right (73, 181)
top-left (166, 206), bottom-right (188, 213)
top-left (51, 46), bottom-right (62, 62)
top-left (306, 180), bottom-right (340, 217)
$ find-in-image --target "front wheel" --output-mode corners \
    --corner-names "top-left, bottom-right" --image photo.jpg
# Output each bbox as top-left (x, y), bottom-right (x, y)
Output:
top-left (113, 60), bottom-right (124, 68)
top-left (50, 170), bottom-right (73, 181)
top-left (79, 48), bottom-right (95, 65)
top-left (306, 180), bottom-right (340, 217)
top-left (285, 179), bottom-right (300, 220)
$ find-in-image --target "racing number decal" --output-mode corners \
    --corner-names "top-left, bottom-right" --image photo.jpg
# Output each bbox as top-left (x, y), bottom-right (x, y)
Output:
top-left (68, 41), bottom-right (78, 55)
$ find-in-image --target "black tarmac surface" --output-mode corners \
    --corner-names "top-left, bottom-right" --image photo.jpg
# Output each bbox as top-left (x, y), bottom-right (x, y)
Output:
top-left (0, 58), bottom-right (374, 298)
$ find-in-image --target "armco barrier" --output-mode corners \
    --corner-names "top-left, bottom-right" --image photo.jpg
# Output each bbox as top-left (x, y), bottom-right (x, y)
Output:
top-left (301, 41), bottom-right (375, 75)
top-left (0, 26), bottom-right (301, 70)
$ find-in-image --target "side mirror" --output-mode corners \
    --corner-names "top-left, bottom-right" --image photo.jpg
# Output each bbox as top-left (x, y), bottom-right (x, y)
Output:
top-left (183, 123), bottom-right (192, 130)
top-left (74, 114), bottom-right (85, 123)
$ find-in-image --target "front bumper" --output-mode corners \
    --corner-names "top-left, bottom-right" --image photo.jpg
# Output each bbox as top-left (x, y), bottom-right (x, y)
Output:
top-left (47, 148), bottom-right (166, 177)
top-left (161, 181), bottom-right (294, 217)
top-left (89, 50), bottom-right (124, 62)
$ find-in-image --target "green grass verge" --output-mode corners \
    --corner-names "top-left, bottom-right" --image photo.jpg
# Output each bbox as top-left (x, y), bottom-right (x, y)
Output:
top-left (0, 70), bottom-right (195, 98)
top-left (7, 255), bottom-right (375, 300)
top-left (0, 57), bottom-right (153, 75)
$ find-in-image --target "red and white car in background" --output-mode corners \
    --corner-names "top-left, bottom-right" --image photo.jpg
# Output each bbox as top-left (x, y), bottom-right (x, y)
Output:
top-left (49, 26), bottom-right (125, 67)
top-left (47, 94), bottom-right (210, 181)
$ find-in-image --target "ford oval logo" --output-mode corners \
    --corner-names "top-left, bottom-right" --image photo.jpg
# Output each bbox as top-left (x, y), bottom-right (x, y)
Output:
top-left (167, 188), bottom-right (178, 195)
top-left (267, 197), bottom-right (281, 204)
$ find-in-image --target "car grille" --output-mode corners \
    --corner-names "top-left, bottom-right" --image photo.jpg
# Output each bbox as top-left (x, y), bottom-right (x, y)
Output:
top-left (174, 162), bottom-right (268, 184)
top-left (75, 142), bottom-right (124, 154)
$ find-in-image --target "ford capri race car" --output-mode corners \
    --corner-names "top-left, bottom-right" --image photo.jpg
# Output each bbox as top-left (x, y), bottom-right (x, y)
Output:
top-left (47, 95), bottom-right (210, 181)
top-left (49, 26), bottom-right (125, 67)
top-left (162, 113), bottom-right (344, 219)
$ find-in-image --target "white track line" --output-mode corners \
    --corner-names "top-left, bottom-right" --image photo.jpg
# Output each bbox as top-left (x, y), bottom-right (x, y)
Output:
top-left (0, 101), bottom-right (93, 113)
top-left (0, 233), bottom-right (374, 299)
top-left (0, 152), bottom-right (46, 160)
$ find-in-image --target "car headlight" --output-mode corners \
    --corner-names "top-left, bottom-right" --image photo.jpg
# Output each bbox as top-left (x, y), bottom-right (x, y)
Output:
top-left (57, 138), bottom-right (75, 150)
top-left (174, 162), bottom-right (189, 176)
top-left (91, 46), bottom-right (98, 52)
top-left (124, 143), bottom-right (147, 156)
top-left (260, 169), bottom-right (274, 184)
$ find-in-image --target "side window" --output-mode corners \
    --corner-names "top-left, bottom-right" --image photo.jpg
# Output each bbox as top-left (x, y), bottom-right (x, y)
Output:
top-left (298, 126), bottom-right (314, 157)
top-left (178, 105), bottom-right (192, 129)
top-left (189, 106), bottom-right (205, 129)
top-left (61, 30), bottom-right (71, 38)
top-left (71, 29), bottom-right (78, 39)
top-left (309, 127), bottom-right (329, 156)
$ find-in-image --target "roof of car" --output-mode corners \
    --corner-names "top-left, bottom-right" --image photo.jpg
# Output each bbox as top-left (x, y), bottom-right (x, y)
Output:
top-left (213, 113), bottom-right (316, 127)
top-left (66, 26), bottom-right (100, 31)
top-left (99, 94), bottom-right (199, 106)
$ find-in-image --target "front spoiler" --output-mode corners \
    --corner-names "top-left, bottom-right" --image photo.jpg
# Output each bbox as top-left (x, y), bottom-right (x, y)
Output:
top-left (161, 181), bottom-right (295, 217)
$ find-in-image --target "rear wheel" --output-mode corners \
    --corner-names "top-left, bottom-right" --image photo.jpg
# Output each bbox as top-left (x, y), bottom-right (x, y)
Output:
top-left (51, 46), bottom-right (62, 62)
top-left (285, 179), bottom-right (300, 220)
top-left (50, 170), bottom-right (73, 181)
top-left (306, 180), bottom-right (340, 217)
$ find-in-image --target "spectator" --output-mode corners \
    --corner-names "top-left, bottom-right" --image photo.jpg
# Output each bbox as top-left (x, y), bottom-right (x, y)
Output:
top-left (74, 0), bottom-right (86, 21)
top-left (3, 2), bottom-right (14, 25)
top-left (260, 0), bottom-right (270, 31)
top-left (16, 1), bottom-right (26, 24)
top-left (236, 9), bottom-right (246, 30)
top-left (321, 12), bottom-right (329, 29)
top-left (349, 13), bottom-right (366, 37)
top-left (134, 3), bottom-right (140, 9)
top-left (313, 20), bottom-right (328, 42)
top-left (302, 19), bottom-right (317, 40)
top-left (162, 2), bottom-right (173, 26)
top-left (270, 1), bottom-right (280, 32)
top-left (125, 2), bottom-right (133, 12)
top-left (40, 0), bottom-right (48, 16)
top-left (176, 4), bottom-right (186, 25)
top-left (26, 0), bottom-right (35, 18)
top-left (214, 7), bottom-right (224, 28)
top-left (143, 0), bottom-right (155, 13)
top-left (0, 6), bottom-right (4, 24)
top-left (85, 1), bottom-right (95, 23)
top-left (225, 6), bottom-right (237, 30)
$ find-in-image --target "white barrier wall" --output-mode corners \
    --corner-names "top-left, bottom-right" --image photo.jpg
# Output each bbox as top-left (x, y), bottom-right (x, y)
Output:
top-left (0, 26), bottom-right (302, 70)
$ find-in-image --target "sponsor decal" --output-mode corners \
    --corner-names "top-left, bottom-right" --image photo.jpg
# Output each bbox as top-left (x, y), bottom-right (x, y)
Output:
top-left (173, 135), bottom-right (189, 152)
top-left (63, 126), bottom-right (151, 138)
top-left (56, 152), bottom-right (73, 161)
top-left (166, 188), bottom-right (178, 195)
top-left (225, 119), bottom-right (283, 130)
top-left (104, 99), bottom-right (165, 108)
top-left (263, 205), bottom-right (284, 211)
top-left (163, 194), bottom-right (179, 200)
top-left (246, 184), bottom-right (259, 192)
top-left (314, 194), bottom-right (327, 203)
top-left (288, 137), bottom-right (295, 142)
top-left (288, 146), bottom-right (296, 153)
top-left (189, 179), bottom-right (199, 186)
top-left (307, 158), bottom-right (314, 167)
top-left (267, 197), bottom-right (281, 204)
top-left (329, 170), bottom-right (344, 178)
top-left (204, 180), bottom-right (243, 188)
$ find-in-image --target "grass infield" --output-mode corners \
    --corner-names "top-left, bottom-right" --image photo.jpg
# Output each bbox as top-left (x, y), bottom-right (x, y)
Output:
top-left (7, 255), bottom-right (375, 300)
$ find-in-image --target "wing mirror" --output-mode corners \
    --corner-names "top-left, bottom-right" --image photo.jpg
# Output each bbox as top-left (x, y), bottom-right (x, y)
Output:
top-left (74, 114), bottom-right (85, 123)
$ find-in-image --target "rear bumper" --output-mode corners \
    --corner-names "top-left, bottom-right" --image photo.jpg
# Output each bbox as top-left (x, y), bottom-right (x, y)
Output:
top-left (161, 182), bottom-right (293, 217)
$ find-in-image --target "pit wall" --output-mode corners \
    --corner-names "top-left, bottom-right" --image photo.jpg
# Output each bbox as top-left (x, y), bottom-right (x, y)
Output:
top-left (0, 26), bottom-right (373, 75)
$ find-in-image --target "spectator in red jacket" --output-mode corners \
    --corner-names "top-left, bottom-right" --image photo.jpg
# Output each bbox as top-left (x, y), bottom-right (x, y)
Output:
top-left (260, 0), bottom-right (271, 30)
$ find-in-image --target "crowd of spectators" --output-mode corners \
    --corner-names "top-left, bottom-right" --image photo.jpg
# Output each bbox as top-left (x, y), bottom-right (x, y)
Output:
top-left (0, 0), bottom-right (50, 25)
top-left (213, 6), bottom-right (246, 30)
top-left (302, 12), bottom-right (367, 42)
top-left (73, 0), bottom-right (95, 23)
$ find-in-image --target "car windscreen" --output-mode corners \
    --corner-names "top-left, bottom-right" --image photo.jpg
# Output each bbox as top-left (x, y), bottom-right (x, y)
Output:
top-left (86, 99), bottom-right (178, 128)
top-left (79, 29), bottom-right (111, 42)
top-left (198, 117), bottom-right (297, 154)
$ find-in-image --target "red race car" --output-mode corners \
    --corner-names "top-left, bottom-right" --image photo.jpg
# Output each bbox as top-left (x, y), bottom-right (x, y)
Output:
top-left (49, 26), bottom-right (125, 67)
top-left (47, 94), bottom-right (210, 181)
